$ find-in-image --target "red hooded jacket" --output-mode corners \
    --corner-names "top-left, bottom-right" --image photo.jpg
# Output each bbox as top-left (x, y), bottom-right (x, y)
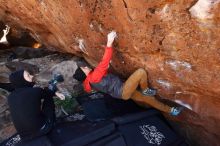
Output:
top-left (83, 47), bottom-right (123, 98)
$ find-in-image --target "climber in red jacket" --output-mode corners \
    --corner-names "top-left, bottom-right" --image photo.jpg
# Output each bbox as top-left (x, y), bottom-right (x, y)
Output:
top-left (73, 31), bottom-right (182, 116)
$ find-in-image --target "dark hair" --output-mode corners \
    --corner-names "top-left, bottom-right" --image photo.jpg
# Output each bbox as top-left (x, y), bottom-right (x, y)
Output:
top-left (73, 67), bottom-right (87, 82)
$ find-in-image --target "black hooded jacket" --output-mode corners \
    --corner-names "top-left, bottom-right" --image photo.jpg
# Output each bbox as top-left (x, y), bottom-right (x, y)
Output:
top-left (0, 83), bottom-right (15, 92)
top-left (7, 70), bottom-right (55, 138)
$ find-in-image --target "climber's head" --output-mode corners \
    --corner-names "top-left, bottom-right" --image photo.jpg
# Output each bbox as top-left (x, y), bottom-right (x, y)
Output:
top-left (9, 70), bottom-right (35, 88)
top-left (73, 61), bottom-right (92, 82)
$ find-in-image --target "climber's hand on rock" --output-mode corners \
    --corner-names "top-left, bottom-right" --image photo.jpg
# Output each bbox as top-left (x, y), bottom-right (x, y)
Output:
top-left (107, 31), bottom-right (117, 47)
top-left (55, 92), bottom-right (65, 100)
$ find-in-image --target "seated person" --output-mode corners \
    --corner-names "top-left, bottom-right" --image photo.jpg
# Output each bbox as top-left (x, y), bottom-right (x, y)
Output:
top-left (7, 70), bottom-right (64, 141)
top-left (73, 31), bottom-right (182, 116)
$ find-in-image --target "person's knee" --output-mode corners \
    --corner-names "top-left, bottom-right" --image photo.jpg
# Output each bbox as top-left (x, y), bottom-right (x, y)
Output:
top-left (121, 90), bottom-right (131, 100)
top-left (136, 68), bottom-right (146, 76)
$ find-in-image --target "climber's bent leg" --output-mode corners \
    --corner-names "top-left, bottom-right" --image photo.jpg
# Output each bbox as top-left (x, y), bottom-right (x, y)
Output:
top-left (130, 90), bottom-right (172, 113)
top-left (121, 68), bottom-right (156, 100)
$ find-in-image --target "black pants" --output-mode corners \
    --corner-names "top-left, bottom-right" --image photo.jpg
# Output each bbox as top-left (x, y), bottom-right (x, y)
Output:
top-left (38, 95), bottom-right (56, 137)
top-left (21, 96), bottom-right (55, 142)
top-left (42, 95), bottom-right (56, 122)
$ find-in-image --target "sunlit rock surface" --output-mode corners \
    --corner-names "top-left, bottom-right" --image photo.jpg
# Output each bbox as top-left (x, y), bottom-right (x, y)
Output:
top-left (0, 0), bottom-right (220, 145)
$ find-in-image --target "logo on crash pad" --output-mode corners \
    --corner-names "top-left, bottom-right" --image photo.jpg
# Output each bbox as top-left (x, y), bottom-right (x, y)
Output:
top-left (139, 124), bottom-right (165, 145)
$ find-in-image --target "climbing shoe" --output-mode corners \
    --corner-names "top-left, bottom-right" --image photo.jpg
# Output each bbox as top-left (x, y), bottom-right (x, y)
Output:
top-left (170, 107), bottom-right (183, 116)
top-left (142, 88), bottom-right (157, 96)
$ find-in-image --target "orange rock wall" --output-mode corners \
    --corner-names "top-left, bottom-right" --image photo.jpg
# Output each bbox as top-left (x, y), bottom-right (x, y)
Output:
top-left (0, 0), bottom-right (220, 145)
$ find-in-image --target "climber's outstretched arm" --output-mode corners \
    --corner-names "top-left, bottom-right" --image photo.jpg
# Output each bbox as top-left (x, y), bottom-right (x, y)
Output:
top-left (90, 31), bottom-right (117, 82)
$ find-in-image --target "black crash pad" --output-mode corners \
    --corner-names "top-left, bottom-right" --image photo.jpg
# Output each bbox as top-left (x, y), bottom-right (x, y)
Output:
top-left (114, 110), bottom-right (186, 146)
top-left (15, 136), bottom-right (52, 146)
top-left (80, 93), bottom-right (145, 122)
top-left (48, 120), bottom-right (115, 146)
top-left (87, 132), bottom-right (127, 146)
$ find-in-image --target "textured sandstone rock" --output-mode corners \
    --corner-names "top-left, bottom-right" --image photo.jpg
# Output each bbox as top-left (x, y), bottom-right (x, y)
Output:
top-left (0, 89), bottom-right (16, 143)
top-left (5, 61), bottom-right (39, 74)
top-left (0, 0), bottom-right (220, 145)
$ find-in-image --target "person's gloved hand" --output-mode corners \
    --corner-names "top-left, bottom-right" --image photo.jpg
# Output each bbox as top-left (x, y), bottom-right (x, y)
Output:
top-left (107, 31), bottom-right (117, 47)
